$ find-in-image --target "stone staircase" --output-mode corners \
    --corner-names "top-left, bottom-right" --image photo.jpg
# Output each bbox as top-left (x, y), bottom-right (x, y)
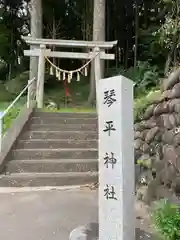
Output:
top-left (0, 112), bottom-right (98, 187)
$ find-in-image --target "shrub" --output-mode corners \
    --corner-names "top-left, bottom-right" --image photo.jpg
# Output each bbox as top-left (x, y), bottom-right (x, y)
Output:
top-left (152, 199), bottom-right (180, 240)
top-left (0, 61), bottom-right (9, 82)
top-left (134, 89), bottom-right (161, 121)
top-left (0, 82), bottom-right (13, 101)
top-left (106, 61), bottom-right (161, 97)
top-left (124, 61), bottom-right (160, 96)
top-left (5, 71), bottom-right (29, 95)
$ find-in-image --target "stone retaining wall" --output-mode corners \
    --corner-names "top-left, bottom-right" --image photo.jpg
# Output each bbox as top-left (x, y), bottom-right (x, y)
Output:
top-left (135, 69), bottom-right (180, 203)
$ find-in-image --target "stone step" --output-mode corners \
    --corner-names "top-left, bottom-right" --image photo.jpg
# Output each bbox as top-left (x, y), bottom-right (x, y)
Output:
top-left (10, 148), bottom-right (98, 160)
top-left (6, 159), bottom-right (98, 173)
top-left (28, 124), bottom-right (98, 132)
top-left (21, 131), bottom-right (98, 140)
top-left (30, 117), bottom-right (97, 125)
top-left (0, 172), bottom-right (98, 187)
top-left (15, 139), bottom-right (98, 149)
top-left (33, 112), bottom-right (97, 118)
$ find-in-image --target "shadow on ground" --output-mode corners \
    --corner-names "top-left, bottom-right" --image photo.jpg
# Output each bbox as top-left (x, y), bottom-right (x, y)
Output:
top-left (136, 228), bottom-right (154, 240)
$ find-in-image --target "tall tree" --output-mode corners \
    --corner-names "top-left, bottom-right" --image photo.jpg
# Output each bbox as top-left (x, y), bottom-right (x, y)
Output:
top-left (28, 0), bottom-right (42, 99)
top-left (134, 1), bottom-right (139, 68)
top-left (0, 0), bottom-right (28, 80)
top-left (29, 0), bottom-right (42, 80)
top-left (88, 0), bottom-right (106, 105)
top-left (158, 0), bottom-right (180, 75)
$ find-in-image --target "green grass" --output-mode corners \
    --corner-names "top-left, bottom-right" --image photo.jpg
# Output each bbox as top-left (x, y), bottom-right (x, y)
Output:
top-left (152, 199), bottom-right (180, 240)
top-left (41, 107), bottom-right (96, 113)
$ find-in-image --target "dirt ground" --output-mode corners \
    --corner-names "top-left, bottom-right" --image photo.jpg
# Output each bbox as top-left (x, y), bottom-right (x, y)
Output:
top-left (135, 200), bottom-right (155, 240)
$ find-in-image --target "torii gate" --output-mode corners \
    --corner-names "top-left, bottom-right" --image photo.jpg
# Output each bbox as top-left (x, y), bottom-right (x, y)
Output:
top-left (23, 36), bottom-right (117, 108)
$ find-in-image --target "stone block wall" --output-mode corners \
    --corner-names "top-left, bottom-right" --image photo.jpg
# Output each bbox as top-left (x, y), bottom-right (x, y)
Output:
top-left (135, 69), bottom-right (180, 203)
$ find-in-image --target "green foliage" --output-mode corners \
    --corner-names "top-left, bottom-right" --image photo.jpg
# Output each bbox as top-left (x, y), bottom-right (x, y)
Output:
top-left (0, 100), bottom-right (22, 133)
top-left (152, 199), bottom-right (180, 240)
top-left (110, 62), bottom-right (160, 96)
top-left (134, 89), bottom-right (161, 121)
top-left (138, 25), bottom-right (167, 69)
top-left (0, 95), bottom-right (26, 133)
top-left (156, 0), bottom-right (180, 49)
top-left (44, 75), bottom-right (90, 107)
top-left (0, 82), bottom-right (13, 101)
top-left (5, 71), bottom-right (29, 95)
top-left (0, 0), bottom-right (177, 105)
top-left (0, 61), bottom-right (8, 81)
top-left (137, 159), bottom-right (151, 168)
top-left (3, 107), bottom-right (21, 133)
top-left (125, 62), bottom-right (159, 92)
top-left (157, 16), bottom-right (180, 50)
top-left (0, 23), bottom-right (11, 61)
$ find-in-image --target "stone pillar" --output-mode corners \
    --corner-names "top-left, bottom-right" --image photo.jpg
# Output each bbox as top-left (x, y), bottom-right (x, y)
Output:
top-left (96, 75), bottom-right (135, 240)
top-left (36, 44), bottom-right (46, 108)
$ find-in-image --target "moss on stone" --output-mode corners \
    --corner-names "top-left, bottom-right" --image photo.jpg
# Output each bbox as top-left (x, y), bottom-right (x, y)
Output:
top-left (134, 90), bottom-right (161, 121)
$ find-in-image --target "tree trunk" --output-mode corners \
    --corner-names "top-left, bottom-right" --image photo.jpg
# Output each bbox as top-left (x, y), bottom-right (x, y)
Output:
top-left (52, 13), bottom-right (56, 65)
top-left (125, 40), bottom-right (129, 69)
top-left (134, 4), bottom-right (139, 68)
top-left (81, 0), bottom-right (93, 68)
top-left (29, 0), bottom-right (42, 87)
top-left (88, 0), bottom-right (106, 106)
top-left (165, 52), bottom-right (172, 76)
top-left (164, 39), bottom-right (177, 76)
top-left (143, 1), bottom-right (148, 28)
top-left (92, 0), bottom-right (105, 74)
